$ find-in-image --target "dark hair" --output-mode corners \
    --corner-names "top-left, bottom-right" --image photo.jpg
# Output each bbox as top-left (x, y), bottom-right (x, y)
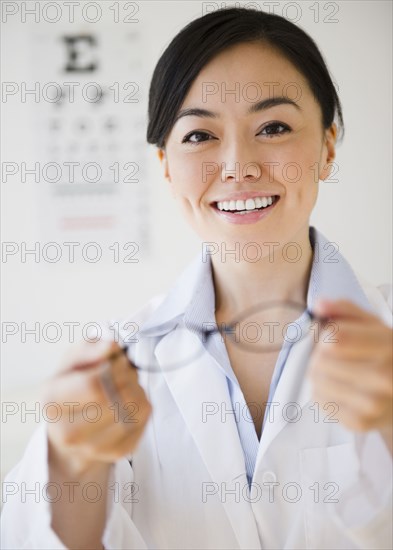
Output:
top-left (147, 7), bottom-right (344, 149)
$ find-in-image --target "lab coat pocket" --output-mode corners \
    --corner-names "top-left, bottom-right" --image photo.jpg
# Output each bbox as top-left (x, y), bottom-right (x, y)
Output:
top-left (300, 443), bottom-right (360, 549)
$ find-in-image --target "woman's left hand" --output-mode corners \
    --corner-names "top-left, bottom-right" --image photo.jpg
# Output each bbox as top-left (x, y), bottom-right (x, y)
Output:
top-left (308, 299), bottom-right (393, 450)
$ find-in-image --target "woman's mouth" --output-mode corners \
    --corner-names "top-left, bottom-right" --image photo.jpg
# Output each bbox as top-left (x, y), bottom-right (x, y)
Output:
top-left (211, 195), bottom-right (280, 224)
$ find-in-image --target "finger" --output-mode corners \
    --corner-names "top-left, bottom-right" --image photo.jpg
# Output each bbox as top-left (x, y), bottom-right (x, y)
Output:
top-left (326, 399), bottom-right (391, 432)
top-left (80, 415), bottom-right (150, 463)
top-left (313, 324), bottom-right (393, 364)
top-left (65, 357), bottom-right (142, 434)
top-left (72, 341), bottom-right (126, 370)
top-left (57, 340), bottom-right (124, 375)
top-left (313, 299), bottom-right (378, 323)
top-left (56, 380), bottom-right (148, 446)
top-left (73, 387), bottom-right (152, 462)
top-left (312, 372), bottom-right (389, 419)
top-left (311, 357), bottom-right (391, 396)
top-left (98, 359), bottom-right (134, 402)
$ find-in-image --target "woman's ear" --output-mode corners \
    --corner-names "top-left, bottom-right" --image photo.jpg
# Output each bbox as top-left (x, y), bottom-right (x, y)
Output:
top-left (157, 148), bottom-right (171, 182)
top-left (319, 122), bottom-right (337, 181)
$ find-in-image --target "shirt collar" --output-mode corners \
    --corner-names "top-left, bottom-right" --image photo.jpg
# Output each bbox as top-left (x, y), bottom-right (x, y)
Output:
top-left (139, 227), bottom-right (372, 335)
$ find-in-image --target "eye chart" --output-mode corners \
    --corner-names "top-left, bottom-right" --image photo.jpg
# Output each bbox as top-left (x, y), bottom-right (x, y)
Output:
top-left (27, 6), bottom-right (150, 259)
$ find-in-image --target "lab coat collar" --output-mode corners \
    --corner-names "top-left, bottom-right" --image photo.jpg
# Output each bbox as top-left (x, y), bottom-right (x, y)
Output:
top-left (139, 247), bottom-right (212, 335)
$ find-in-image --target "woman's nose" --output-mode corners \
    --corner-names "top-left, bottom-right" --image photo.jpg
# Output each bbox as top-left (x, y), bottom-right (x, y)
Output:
top-left (219, 141), bottom-right (262, 184)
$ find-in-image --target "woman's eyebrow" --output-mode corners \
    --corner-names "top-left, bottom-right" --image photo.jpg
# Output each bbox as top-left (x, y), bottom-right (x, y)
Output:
top-left (175, 96), bottom-right (301, 123)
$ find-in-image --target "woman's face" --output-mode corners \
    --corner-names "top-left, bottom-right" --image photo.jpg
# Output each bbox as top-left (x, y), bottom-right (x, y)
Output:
top-left (158, 41), bottom-right (336, 250)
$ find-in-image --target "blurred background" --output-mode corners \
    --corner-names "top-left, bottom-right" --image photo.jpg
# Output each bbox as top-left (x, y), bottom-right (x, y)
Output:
top-left (1, 0), bottom-right (392, 480)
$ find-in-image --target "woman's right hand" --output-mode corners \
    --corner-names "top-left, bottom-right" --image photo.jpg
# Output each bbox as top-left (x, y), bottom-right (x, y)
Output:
top-left (44, 340), bottom-right (152, 477)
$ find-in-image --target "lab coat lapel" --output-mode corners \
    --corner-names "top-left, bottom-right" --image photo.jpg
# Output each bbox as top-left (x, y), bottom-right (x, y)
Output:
top-left (255, 333), bottom-right (314, 470)
top-left (155, 329), bottom-right (262, 550)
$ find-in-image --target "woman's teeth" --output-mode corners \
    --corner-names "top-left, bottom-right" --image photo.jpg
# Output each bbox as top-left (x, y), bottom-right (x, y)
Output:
top-left (216, 196), bottom-right (275, 214)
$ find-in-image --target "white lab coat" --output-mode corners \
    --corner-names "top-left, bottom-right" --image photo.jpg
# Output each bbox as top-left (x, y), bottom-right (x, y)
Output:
top-left (1, 263), bottom-right (393, 549)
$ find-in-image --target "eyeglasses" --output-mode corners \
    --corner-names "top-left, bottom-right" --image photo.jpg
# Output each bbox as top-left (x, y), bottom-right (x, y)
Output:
top-left (105, 299), bottom-right (333, 373)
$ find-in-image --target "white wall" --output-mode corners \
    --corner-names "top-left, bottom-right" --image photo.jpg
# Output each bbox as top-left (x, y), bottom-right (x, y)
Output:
top-left (1, 0), bottom-right (392, 477)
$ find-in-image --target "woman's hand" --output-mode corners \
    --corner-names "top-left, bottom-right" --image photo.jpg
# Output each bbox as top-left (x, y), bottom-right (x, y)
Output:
top-left (308, 300), bottom-right (393, 452)
top-left (42, 340), bottom-right (152, 549)
top-left (44, 340), bottom-right (152, 476)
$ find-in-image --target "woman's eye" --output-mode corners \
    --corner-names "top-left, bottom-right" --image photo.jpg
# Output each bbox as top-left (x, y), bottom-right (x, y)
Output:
top-left (259, 122), bottom-right (291, 138)
top-left (181, 131), bottom-right (214, 144)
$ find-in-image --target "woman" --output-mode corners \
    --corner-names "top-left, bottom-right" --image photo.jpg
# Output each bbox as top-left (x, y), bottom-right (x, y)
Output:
top-left (2, 7), bottom-right (392, 550)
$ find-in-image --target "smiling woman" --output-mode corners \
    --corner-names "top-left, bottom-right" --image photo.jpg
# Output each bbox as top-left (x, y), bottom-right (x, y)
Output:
top-left (2, 6), bottom-right (392, 550)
